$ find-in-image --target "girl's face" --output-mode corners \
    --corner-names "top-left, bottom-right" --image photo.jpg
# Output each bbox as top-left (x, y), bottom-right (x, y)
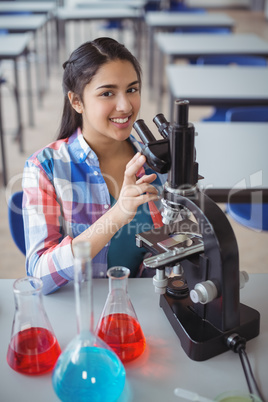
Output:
top-left (71, 59), bottom-right (141, 145)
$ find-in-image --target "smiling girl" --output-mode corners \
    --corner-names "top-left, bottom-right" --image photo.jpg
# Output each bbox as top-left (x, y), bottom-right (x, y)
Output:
top-left (22, 37), bottom-right (166, 294)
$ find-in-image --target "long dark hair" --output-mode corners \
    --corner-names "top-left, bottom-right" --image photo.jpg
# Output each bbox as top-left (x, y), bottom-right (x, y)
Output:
top-left (57, 37), bottom-right (142, 140)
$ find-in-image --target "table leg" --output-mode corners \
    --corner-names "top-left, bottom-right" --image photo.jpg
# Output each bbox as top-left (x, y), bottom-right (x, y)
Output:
top-left (136, 18), bottom-right (142, 62)
top-left (25, 48), bottom-right (34, 127)
top-left (157, 53), bottom-right (173, 114)
top-left (44, 21), bottom-right (50, 79)
top-left (157, 47), bottom-right (164, 112)
top-left (118, 21), bottom-right (123, 45)
top-left (58, 19), bottom-right (66, 62)
top-left (51, 16), bottom-right (59, 65)
top-left (13, 59), bottom-right (23, 153)
top-left (0, 81), bottom-right (7, 186)
top-left (34, 32), bottom-right (43, 107)
top-left (169, 91), bottom-right (175, 123)
top-left (148, 27), bottom-right (154, 97)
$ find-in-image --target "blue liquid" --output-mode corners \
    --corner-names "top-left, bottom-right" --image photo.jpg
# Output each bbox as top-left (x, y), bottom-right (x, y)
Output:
top-left (52, 346), bottom-right (126, 402)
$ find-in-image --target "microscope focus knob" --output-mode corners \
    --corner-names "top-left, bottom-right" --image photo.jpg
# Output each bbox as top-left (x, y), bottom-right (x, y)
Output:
top-left (190, 280), bottom-right (218, 304)
top-left (153, 270), bottom-right (168, 294)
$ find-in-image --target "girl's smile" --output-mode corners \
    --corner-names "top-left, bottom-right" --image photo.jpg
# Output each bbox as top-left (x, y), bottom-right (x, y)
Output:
top-left (109, 115), bottom-right (132, 128)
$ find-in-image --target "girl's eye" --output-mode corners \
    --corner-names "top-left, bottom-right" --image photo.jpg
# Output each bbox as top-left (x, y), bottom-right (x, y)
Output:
top-left (101, 91), bottom-right (113, 97)
top-left (127, 87), bottom-right (139, 93)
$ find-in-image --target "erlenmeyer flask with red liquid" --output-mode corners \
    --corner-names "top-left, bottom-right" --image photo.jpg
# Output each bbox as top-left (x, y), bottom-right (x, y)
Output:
top-left (96, 266), bottom-right (146, 363)
top-left (6, 276), bottom-right (61, 375)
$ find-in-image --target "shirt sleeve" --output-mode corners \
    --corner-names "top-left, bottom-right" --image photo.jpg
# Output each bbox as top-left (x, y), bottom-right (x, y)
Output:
top-left (22, 160), bottom-right (75, 295)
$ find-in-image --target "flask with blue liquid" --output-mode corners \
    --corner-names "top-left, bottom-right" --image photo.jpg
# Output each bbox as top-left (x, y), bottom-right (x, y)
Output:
top-left (52, 241), bottom-right (126, 402)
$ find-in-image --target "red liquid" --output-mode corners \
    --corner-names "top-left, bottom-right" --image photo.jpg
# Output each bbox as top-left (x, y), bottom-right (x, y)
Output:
top-left (6, 327), bottom-right (61, 375)
top-left (97, 313), bottom-right (146, 363)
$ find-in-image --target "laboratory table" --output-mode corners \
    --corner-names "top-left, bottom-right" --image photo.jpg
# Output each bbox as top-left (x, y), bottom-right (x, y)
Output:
top-left (55, 7), bottom-right (143, 60)
top-left (155, 32), bottom-right (268, 110)
top-left (145, 11), bottom-right (235, 88)
top-left (166, 64), bottom-right (268, 121)
top-left (0, 14), bottom-right (50, 105)
top-left (0, 275), bottom-right (267, 401)
top-left (0, 33), bottom-right (33, 186)
top-left (192, 122), bottom-right (268, 203)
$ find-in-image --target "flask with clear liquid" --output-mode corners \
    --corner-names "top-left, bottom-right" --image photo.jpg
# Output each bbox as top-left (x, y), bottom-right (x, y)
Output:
top-left (6, 276), bottom-right (61, 375)
top-left (96, 266), bottom-right (146, 363)
top-left (52, 242), bottom-right (126, 402)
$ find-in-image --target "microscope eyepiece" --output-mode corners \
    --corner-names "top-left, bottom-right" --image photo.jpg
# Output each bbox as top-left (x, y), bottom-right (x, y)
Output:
top-left (175, 99), bottom-right (189, 126)
top-left (133, 119), bottom-right (156, 145)
top-left (153, 114), bottom-right (170, 139)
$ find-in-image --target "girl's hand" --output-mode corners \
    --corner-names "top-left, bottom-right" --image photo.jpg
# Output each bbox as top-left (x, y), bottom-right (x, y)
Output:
top-left (114, 152), bottom-right (159, 226)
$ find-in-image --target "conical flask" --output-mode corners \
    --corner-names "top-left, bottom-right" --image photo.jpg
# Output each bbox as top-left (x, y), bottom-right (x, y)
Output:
top-left (6, 276), bottom-right (61, 375)
top-left (96, 266), bottom-right (146, 363)
top-left (52, 242), bottom-right (126, 402)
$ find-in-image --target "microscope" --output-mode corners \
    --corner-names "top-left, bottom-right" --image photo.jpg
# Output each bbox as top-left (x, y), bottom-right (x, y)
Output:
top-left (134, 100), bottom-right (260, 361)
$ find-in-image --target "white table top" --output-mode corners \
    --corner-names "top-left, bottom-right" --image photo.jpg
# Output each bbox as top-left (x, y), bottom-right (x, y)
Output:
top-left (0, 275), bottom-right (267, 401)
top-left (0, 1), bottom-right (56, 13)
top-left (56, 7), bottom-right (142, 20)
top-left (0, 14), bottom-right (47, 30)
top-left (166, 64), bottom-right (268, 106)
top-left (193, 122), bottom-right (268, 199)
top-left (75, 0), bottom-right (146, 9)
top-left (145, 11), bottom-right (235, 29)
top-left (0, 32), bottom-right (33, 58)
top-left (156, 33), bottom-right (268, 58)
top-left (185, 0), bottom-right (250, 8)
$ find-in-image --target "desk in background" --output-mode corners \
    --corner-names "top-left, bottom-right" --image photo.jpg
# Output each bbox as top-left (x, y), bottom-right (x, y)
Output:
top-left (55, 7), bottom-right (143, 61)
top-left (0, 14), bottom-right (50, 106)
top-left (192, 122), bottom-right (268, 203)
top-left (0, 1), bottom-right (56, 15)
top-left (0, 33), bottom-right (33, 187)
top-left (75, 0), bottom-right (146, 9)
top-left (144, 11), bottom-right (235, 89)
top-left (155, 32), bottom-right (268, 110)
top-left (184, 0), bottom-right (251, 8)
top-left (0, 1), bottom-right (58, 66)
top-left (166, 64), bottom-right (268, 121)
top-left (0, 275), bottom-right (267, 401)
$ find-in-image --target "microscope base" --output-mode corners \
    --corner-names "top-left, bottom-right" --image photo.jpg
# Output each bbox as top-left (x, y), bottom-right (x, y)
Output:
top-left (160, 293), bottom-right (260, 361)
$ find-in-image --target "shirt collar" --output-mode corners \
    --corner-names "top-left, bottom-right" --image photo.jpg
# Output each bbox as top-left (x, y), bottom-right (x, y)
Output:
top-left (69, 128), bottom-right (97, 163)
top-left (70, 128), bottom-right (143, 163)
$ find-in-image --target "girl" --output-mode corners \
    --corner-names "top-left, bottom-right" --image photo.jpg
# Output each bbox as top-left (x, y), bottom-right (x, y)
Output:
top-left (22, 37), bottom-right (166, 294)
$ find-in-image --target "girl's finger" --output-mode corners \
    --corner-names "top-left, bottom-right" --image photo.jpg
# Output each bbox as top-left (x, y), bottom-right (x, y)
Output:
top-left (121, 182), bottom-right (159, 198)
top-left (125, 152), bottom-right (142, 169)
top-left (136, 173), bottom-right (157, 185)
top-left (124, 154), bottom-right (146, 179)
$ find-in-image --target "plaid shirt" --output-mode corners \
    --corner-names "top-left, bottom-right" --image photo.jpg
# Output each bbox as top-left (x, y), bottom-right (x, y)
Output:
top-left (22, 129), bottom-right (167, 294)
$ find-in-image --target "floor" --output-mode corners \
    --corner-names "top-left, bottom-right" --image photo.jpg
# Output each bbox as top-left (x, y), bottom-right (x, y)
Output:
top-left (0, 8), bottom-right (268, 279)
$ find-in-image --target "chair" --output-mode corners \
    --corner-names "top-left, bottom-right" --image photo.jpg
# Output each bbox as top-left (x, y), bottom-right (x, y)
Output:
top-left (226, 202), bottom-right (268, 231)
top-left (196, 55), bottom-right (268, 122)
top-left (225, 106), bottom-right (268, 122)
top-left (196, 55), bottom-right (268, 66)
top-left (8, 191), bottom-right (26, 255)
top-left (225, 105), bottom-right (268, 231)
top-left (168, 2), bottom-right (206, 12)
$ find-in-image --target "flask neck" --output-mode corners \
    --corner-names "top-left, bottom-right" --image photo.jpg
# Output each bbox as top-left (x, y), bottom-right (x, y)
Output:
top-left (108, 267), bottom-right (130, 294)
top-left (10, 277), bottom-right (56, 339)
top-left (73, 247), bottom-right (94, 335)
top-left (14, 290), bottom-right (43, 319)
